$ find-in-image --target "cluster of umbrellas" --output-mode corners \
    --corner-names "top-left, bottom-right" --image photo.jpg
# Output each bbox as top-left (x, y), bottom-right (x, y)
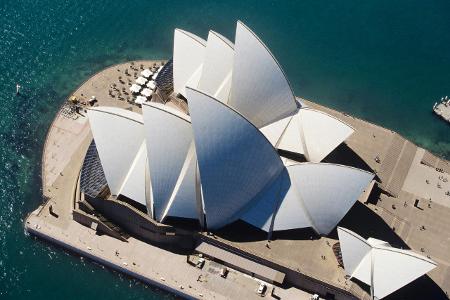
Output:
top-left (129, 67), bottom-right (162, 105)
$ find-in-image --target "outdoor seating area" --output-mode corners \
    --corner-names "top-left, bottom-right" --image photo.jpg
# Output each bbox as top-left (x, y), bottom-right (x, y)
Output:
top-left (60, 102), bottom-right (79, 120)
top-left (107, 61), bottom-right (165, 106)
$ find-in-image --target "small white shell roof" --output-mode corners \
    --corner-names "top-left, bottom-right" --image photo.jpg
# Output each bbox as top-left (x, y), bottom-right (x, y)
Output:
top-left (283, 163), bottom-right (373, 234)
top-left (337, 227), bottom-right (437, 299)
top-left (277, 112), bottom-right (305, 155)
top-left (242, 163), bottom-right (373, 235)
top-left (186, 87), bottom-right (285, 230)
top-left (298, 108), bottom-right (354, 162)
top-left (263, 108), bottom-right (354, 162)
top-left (142, 102), bottom-right (196, 221)
top-left (173, 29), bottom-right (206, 97)
top-left (259, 115), bottom-right (293, 147)
top-left (228, 21), bottom-right (298, 128)
top-left (197, 31), bottom-right (234, 103)
top-left (87, 107), bottom-right (146, 207)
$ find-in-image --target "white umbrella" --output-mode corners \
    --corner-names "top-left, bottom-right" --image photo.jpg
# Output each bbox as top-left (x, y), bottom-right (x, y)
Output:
top-left (135, 95), bottom-right (147, 105)
top-left (141, 69), bottom-right (153, 78)
top-left (141, 88), bottom-right (153, 97)
top-left (130, 84), bottom-right (141, 93)
top-left (136, 76), bottom-right (147, 85)
top-left (146, 80), bottom-right (156, 90)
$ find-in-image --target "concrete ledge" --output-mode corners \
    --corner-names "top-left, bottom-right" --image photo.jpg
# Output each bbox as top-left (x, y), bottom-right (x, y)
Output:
top-left (25, 225), bottom-right (198, 300)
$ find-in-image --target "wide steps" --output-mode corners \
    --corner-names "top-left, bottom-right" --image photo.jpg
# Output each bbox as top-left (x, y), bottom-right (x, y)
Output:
top-left (421, 150), bottom-right (450, 175)
top-left (378, 135), bottom-right (417, 197)
top-left (386, 141), bottom-right (416, 196)
top-left (379, 135), bottom-right (405, 184)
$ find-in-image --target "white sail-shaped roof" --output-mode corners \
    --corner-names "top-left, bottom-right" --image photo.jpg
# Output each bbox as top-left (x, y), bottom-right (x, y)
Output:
top-left (270, 172), bottom-right (313, 231)
top-left (161, 142), bottom-right (198, 221)
top-left (142, 103), bottom-right (196, 221)
top-left (337, 226), bottom-right (373, 284)
top-left (240, 169), bottom-right (290, 231)
top-left (257, 163), bottom-right (373, 235)
top-left (87, 107), bottom-right (145, 200)
top-left (228, 21), bottom-right (298, 128)
top-left (277, 112), bottom-right (305, 155)
top-left (372, 247), bottom-right (437, 299)
top-left (337, 227), bottom-right (437, 299)
top-left (117, 142), bottom-right (148, 207)
top-left (259, 115), bottom-right (293, 147)
top-left (270, 108), bottom-right (353, 162)
top-left (173, 29), bottom-right (206, 97)
top-left (186, 87), bottom-right (285, 230)
top-left (197, 31), bottom-right (234, 103)
top-left (299, 108), bottom-right (354, 162)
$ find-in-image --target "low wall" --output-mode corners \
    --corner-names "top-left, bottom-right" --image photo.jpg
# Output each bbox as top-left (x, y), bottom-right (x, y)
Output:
top-left (72, 209), bottom-right (126, 241)
top-left (26, 226), bottom-right (197, 300)
top-left (196, 235), bottom-right (358, 300)
top-left (87, 197), bottom-right (195, 249)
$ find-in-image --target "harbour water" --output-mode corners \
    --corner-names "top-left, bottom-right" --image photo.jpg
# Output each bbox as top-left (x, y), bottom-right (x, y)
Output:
top-left (0, 1), bottom-right (449, 299)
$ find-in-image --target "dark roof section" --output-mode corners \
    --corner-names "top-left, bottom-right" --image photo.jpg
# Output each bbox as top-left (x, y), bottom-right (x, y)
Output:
top-left (155, 58), bottom-right (174, 97)
top-left (80, 140), bottom-right (108, 198)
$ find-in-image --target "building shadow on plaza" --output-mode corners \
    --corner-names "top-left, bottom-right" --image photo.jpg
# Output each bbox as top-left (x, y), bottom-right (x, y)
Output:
top-left (334, 202), bottom-right (447, 300)
top-left (323, 143), bottom-right (376, 175)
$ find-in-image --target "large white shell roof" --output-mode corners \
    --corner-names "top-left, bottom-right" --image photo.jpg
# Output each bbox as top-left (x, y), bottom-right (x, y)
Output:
top-left (197, 31), bottom-right (234, 103)
top-left (283, 163), bottom-right (373, 234)
top-left (228, 21), bottom-right (298, 128)
top-left (338, 227), bottom-right (437, 299)
top-left (142, 102), bottom-right (197, 221)
top-left (173, 29), bottom-right (206, 97)
top-left (298, 108), bottom-right (354, 162)
top-left (186, 86), bottom-right (285, 230)
top-left (118, 143), bottom-right (148, 207)
top-left (87, 107), bottom-right (147, 207)
top-left (242, 163), bottom-right (374, 235)
top-left (160, 143), bottom-right (198, 221)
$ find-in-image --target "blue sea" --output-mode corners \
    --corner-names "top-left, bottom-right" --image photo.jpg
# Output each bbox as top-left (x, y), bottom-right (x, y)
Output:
top-left (0, 1), bottom-right (449, 299)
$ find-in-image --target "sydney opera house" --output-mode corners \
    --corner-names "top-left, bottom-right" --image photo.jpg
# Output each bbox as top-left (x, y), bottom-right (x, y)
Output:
top-left (75, 21), bottom-right (437, 299)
